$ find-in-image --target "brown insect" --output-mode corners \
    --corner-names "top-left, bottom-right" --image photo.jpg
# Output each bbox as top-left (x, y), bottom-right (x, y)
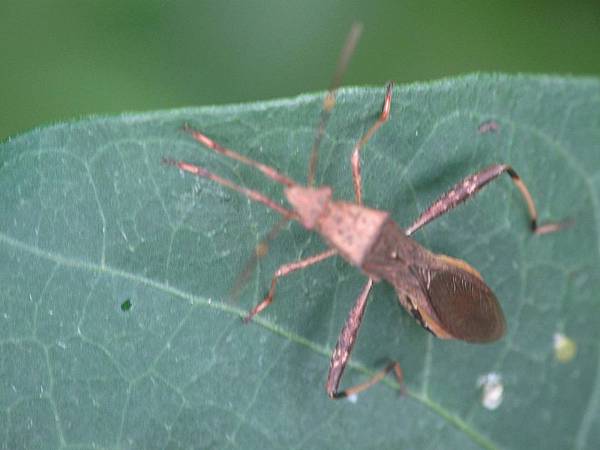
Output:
top-left (164, 25), bottom-right (567, 399)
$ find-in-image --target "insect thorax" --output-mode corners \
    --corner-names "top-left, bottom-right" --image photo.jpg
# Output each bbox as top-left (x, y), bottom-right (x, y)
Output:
top-left (316, 201), bottom-right (390, 267)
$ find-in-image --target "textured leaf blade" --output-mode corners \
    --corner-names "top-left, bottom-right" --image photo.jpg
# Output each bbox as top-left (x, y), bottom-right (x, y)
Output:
top-left (1, 74), bottom-right (599, 449)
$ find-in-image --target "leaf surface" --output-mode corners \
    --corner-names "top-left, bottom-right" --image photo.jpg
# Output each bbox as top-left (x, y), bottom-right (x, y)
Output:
top-left (1, 75), bottom-right (599, 449)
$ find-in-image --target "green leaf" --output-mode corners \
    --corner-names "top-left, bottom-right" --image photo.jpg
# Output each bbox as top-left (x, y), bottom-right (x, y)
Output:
top-left (1, 74), bottom-right (599, 450)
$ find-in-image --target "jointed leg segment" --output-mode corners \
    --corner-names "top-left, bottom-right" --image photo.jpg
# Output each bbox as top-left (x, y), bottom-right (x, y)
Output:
top-left (405, 164), bottom-right (569, 236)
top-left (243, 248), bottom-right (337, 322)
top-left (326, 278), bottom-right (404, 398)
top-left (351, 82), bottom-right (394, 205)
top-left (332, 362), bottom-right (405, 399)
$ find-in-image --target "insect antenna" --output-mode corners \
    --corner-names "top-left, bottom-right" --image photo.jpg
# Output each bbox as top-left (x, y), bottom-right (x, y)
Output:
top-left (307, 22), bottom-right (363, 186)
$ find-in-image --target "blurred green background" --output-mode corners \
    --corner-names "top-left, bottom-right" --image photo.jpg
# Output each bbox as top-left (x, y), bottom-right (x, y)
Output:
top-left (2, 0), bottom-right (599, 140)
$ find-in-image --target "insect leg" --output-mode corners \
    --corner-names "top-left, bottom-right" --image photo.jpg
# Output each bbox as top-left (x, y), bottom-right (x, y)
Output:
top-left (351, 82), bottom-right (394, 205)
top-left (330, 362), bottom-right (404, 399)
top-left (335, 83), bottom-right (402, 399)
top-left (326, 278), bottom-right (404, 399)
top-left (405, 164), bottom-right (571, 236)
top-left (243, 248), bottom-right (337, 322)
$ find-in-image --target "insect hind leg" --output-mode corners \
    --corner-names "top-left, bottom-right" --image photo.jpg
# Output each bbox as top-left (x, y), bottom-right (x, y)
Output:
top-left (405, 164), bottom-right (572, 236)
top-left (326, 278), bottom-right (405, 399)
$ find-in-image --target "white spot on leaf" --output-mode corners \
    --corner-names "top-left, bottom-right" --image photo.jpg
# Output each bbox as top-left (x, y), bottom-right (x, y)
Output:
top-left (553, 333), bottom-right (577, 363)
top-left (477, 372), bottom-right (503, 410)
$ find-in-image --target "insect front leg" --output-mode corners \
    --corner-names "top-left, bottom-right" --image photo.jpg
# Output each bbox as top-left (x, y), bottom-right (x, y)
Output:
top-left (350, 82), bottom-right (394, 205)
top-left (326, 278), bottom-right (404, 399)
top-left (243, 248), bottom-right (337, 322)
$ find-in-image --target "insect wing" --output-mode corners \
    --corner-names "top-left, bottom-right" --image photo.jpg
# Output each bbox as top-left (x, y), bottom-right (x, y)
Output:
top-left (415, 262), bottom-right (506, 343)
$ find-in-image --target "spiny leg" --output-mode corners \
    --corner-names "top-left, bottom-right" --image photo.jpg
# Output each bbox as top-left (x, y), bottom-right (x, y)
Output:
top-left (405, 164), bottom-right (571, 236)
top-left (243, 248), bottom-right (337, 323)
top-left (326, 278), bottom-right (404, 399)
top-left (351, 82), bottom-right (394, 205)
